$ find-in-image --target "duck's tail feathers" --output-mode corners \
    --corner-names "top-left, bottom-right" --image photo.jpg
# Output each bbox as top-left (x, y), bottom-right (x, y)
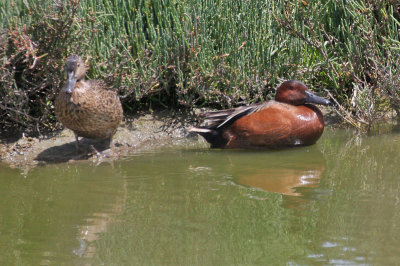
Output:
top-left (188, 127), bottom-right (227, 148)
top-left (188, 127), bottom-right (212, 133)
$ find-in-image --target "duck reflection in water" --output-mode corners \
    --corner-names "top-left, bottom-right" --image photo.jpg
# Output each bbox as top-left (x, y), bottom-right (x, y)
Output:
top-left (233, 147), bottom-right (328, 209)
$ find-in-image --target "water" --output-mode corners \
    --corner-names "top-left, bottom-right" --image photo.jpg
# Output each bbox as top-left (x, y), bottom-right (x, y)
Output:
top-left (1, 128), bottom-right (400, 265)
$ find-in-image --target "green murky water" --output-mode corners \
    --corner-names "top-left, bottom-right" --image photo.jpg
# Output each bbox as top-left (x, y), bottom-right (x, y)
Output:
top-left (1, 128), bottom-right (400, 265)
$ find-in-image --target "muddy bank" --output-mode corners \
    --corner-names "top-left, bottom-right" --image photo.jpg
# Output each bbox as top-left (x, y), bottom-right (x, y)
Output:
top-left (0, 108), bottom-right (340, 169)
top-left (0, 110), bottom-right (202, 169)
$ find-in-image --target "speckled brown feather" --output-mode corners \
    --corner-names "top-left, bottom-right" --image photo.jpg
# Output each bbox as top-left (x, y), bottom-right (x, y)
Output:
top-left (55, 56), bottom-right (123, 141)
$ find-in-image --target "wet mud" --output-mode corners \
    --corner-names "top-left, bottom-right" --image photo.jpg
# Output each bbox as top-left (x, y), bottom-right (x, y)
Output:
top-left (0, 110), bottom-right (199, 169)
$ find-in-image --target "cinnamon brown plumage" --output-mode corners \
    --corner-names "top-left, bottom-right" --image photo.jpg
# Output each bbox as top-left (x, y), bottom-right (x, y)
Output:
top-left (190, 80), bottom-right (331, 149)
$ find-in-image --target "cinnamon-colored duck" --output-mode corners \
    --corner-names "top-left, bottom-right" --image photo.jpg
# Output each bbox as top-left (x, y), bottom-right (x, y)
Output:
top-left (190, 80), bottom-right (331, 149)
top-left (55, 55), bottom-right (123, 150)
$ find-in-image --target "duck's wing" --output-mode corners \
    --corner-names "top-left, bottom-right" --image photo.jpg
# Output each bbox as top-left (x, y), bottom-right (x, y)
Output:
top-left (86, 79), bottom-right (107, 90)
top-left (197, 102), bottom-right (270, 129)
top-left (77, 80), bottom-right (123, 123)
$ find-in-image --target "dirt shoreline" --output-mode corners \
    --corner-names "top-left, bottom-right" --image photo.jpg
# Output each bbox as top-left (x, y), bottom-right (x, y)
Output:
top-left (0, 108), bottom-right (340, 169)
top-left (0, 109), bottom-right (201, 169)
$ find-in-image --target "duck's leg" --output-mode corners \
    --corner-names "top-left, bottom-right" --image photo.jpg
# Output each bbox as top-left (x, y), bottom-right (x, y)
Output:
top-left (89, 144), bottom-right (101, 156)
top-left (106, 136), bottom-right (114, 151)
top-left (105, 136), bottom-right (116, 155)
top-left (74, 133), bottom-right (80, 152)
top-left (109, 136), bottom-right (114, 149)
top-left (92, 137), bottom-right (113, 159)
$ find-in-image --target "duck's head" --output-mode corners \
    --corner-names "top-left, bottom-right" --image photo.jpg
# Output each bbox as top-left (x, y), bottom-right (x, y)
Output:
top-left (63, 55), bottom-right (87, 94)
top-left (275, 80), bottom-right (331, 106)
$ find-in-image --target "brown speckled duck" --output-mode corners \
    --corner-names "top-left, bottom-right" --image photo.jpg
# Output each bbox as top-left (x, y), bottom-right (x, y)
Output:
top-left (55, 55), bottom-right (123, 150)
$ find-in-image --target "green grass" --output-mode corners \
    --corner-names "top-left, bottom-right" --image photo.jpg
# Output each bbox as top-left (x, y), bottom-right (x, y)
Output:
top-left (1, 0), bottom-right (400, 135)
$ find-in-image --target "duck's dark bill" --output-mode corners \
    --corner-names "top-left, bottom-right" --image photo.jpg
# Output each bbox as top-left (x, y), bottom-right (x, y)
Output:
top-left (305, 90), bottom-right (331, 106)
top-left (64, 71), bottom-right (77, 94)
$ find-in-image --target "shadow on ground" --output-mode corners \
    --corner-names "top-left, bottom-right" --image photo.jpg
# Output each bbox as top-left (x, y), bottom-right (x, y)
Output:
top-left (35, 138), bottom-right (112, 163)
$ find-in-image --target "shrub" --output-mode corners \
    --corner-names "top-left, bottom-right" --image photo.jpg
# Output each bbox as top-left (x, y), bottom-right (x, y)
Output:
top-left (276, 0), bottom-right (400, 131)
top-left (1, 0), bottom-right (400, 136)
top-left (0, 0), bottom-right (88, 136)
